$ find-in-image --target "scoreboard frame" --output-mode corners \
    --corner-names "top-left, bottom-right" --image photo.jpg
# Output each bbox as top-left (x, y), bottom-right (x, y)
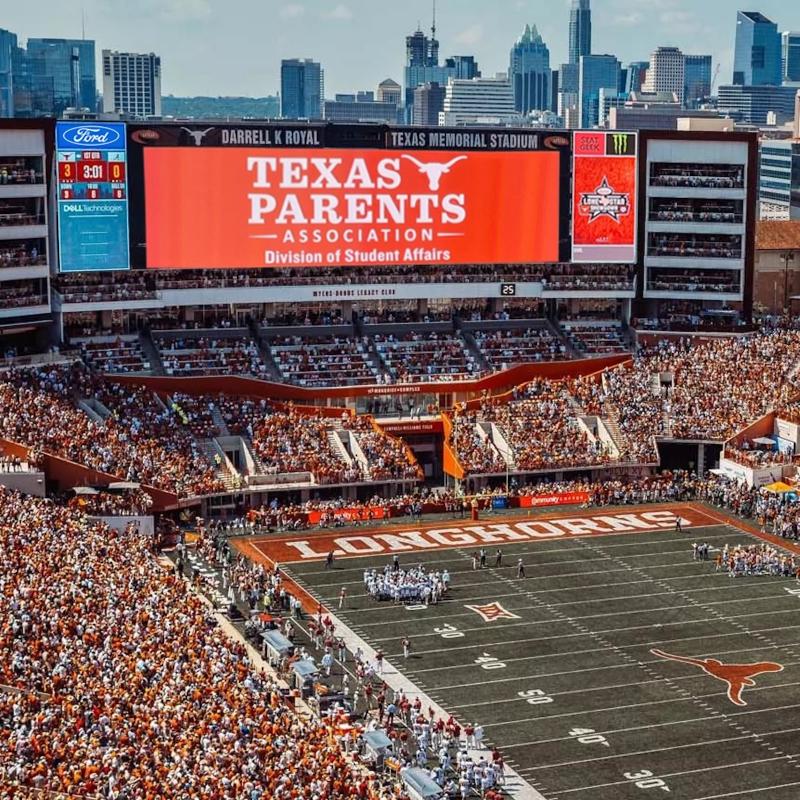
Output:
top-left (56, 122), bottom-right (131, 273)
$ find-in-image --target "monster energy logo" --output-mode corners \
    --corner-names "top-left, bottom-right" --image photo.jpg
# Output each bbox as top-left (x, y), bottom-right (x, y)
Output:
top-left (608, 132), bottom-right (632, 156)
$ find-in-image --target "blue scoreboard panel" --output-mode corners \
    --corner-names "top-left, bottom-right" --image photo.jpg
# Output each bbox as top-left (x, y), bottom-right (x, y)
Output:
top-left (56, 122), bottom-right (130, 272)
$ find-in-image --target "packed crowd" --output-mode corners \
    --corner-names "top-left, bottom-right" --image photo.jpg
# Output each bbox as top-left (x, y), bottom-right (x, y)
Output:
top-left (0, 242), bottom-right (46, 269)
top-left (723, 439), bottom-right (791, 468)
top-left (0, 282), bottom-right (48, 309)
top-left (68, 487), bottom-right (154, 516)
top-left (55, 272), bottom-right (157, 303)
top-left (0, 490), bottom-right (402, 799)
top-left (0, 366), bottom-right (224, 497)
top-left (719, 542), bottom-right (798, 577)
top-left (342, 416), bottom-right (422, 482)
top-left (452, 379), bottom-right (616, 475)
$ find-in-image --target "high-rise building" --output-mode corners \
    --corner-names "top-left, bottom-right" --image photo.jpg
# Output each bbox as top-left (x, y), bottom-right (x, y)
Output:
top-left (578, 54), bottom-right (620, 128)
top-left (758, 139), bottom-right (800, 221)
top-left (569, 0), bottom-right (591, 65)
top-left (280, 58), bottom-right (324, 119)
top-left (0, 30), bottom-right (16, 117)
top-left (406, 27), bottom-right (438, 68)
top-left (323, 91), bottom-right (401, 123)
top-left (625, 61), bottom-right (649, 95)
top-left (558, 62), bottom-right (579, 123)
top-left (783, 32), bottom-right (800, 83)
top-left (684, 55), bottom-right (712, 108)
top-left (412, 82), bottom-right (446, 126)
top-left (642, 47), bottom-right (685, 105)
top-left (733, 11), bottom-right (781, 86)
top-left (509, 24), bottom-right (551, 115)
top-left (102, 51), bottom-right (161, 118)
top-left (26, 38), bottom-right (96, 113)
top-left (717, 83), bottom-right (797, 124)
top-left (445, 56), bottom-right (481, 80)
top-left (376, 78), bottom-right (402, 105)
top-left (438, 76), bottom-right (516, 126)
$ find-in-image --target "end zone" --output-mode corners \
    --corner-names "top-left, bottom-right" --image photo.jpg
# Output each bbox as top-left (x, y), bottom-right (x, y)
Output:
top-left (240, 504), bottom-right (714, 565)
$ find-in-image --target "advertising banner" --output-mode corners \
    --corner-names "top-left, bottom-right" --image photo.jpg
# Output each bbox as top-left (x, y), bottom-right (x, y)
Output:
top-left (56, 122), bottom-right (130, 272)
top-left (143, 147), bottom-right (561, 269)
top-left (571, 131), bottom-right (637, 263)
top-left (519, 491), bottom-right (590, 508)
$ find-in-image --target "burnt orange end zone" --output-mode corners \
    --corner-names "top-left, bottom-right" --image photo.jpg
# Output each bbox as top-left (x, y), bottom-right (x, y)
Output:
top-left (234, 503), bottom-right (717, 568)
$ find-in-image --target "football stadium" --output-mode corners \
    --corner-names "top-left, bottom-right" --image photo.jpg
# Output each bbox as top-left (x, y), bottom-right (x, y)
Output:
top-left (2, 81), bottom-right (800, 800)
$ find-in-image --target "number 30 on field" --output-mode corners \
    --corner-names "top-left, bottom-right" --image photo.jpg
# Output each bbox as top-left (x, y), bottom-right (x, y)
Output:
top-left (623, 770), bottom-right (670, 792)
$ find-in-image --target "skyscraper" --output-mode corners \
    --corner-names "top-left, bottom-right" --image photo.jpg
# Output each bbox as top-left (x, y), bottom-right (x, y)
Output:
top-left (376, 78), bottom-right (402, 105)
top-left (102, 51), bottom-right (162, 117)
top-left (625, 61), bottom-right (650, 94)
top-left (0, 29), bottom-right (16, 117)
top-left (439, 75), bottom-right (516, 126)
top-left (783, 32), bottom-right (800, 83)
top-left (569, 0), bottom-right (591, 65)
top-left (509, 24), bottom-right (551, 115)
top-left (445, 56), bottom-right (480, 80)
top-left (642, 47), bottom-right (685, 104)
top-left (684, 55), bottom-right (712, 108)
top-left (26, 38), bottom-right (96, 112)
top-left (412, 82), bottom-right (446, 126)
top-left (733, 11), bottom-right (781, 86)
top-left (280, 59), bottom-right (324, 119)
top-left (578, 54), bottom-right (620, 128)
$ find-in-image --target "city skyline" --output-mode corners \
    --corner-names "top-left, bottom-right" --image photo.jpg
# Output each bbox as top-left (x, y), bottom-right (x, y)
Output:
top-left (2, 0), bottom-right (800, 99)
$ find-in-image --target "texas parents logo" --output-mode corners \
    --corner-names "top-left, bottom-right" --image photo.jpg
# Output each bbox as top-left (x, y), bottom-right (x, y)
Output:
top-left (578, 177), bottom-right (631, 223)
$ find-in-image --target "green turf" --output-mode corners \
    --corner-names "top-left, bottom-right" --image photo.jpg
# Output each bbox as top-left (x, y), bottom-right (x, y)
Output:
top-left (285, 523), bottom-right (800, 800)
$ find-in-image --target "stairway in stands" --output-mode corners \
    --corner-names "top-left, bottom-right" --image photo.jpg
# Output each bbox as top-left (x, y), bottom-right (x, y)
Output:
top-left (249, 322), bottom-right (284, 382)
top-left (139, 331), bottom-right (166, 375)
top-left (600, 404), bottom-right (629, 455)
top-left (209, 405), bottom-right (231, 437)
top-left (199, 439), bottom-right (240, 490)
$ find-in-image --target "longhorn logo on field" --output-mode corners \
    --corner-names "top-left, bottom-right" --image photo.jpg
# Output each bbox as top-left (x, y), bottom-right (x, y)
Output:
top-left (650, 649), bottom-right (783, 706)
top-left (400, 154), bottom-right (467, 191)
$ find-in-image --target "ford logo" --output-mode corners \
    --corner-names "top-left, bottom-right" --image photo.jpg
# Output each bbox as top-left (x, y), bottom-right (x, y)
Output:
top-left (60, 125), bottom-right (121, 146)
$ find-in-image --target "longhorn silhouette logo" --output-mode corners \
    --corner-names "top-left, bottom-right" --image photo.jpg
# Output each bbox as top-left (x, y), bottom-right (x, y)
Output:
top-left (650, 649), bottom-right (783, 706)
top-left (400, 154), bottom-right (467, 191)
top-left (181, 127), bottom-right (215, 146)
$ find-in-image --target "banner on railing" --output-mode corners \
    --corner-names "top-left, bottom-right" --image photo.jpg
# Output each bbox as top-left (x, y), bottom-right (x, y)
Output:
top-left (519, 491), bottom-right (590, 508)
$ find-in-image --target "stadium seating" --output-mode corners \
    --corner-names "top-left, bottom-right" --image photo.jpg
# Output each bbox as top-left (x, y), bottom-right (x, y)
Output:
top-left (79, 336), bottom-right (150, 374)
top-left (156, 334), bottom-right (269, 378)
top-left (269, 335), bottom-right (383, 387)
top-left (472, 327), bottom-right (568, 369)
top-left (562, 323), bottom-right (629, 355)
top-left (374, 331), bottom-right (480, 382)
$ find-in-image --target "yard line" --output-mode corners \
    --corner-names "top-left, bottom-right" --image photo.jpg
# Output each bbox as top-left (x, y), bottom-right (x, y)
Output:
top-left (494, 681), bottom-right (800, 732)
top-left (546, 759), bottom-right (797, 797)
top-left (518, 725), bottom-right (800, 772)
top-left (408, 608), bottom-right (800, 673)
top-left (489, 702), bottom-right (800, 748)
top-left (406, 592), bottom-right (793, 656)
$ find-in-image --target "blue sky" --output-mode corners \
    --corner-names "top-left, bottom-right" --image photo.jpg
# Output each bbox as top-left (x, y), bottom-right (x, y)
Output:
top-left (3, 0), bottom-right (799, 97)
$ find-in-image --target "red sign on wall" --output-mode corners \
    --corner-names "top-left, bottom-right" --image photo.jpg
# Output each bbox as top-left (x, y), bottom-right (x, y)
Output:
top-left (571, 131), bottom-right (638, 264)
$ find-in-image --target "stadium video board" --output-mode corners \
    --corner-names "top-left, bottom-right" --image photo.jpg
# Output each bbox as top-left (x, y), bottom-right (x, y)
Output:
top-left (126, 123), bottom-right (573, 270)
top-left (56, 122), bottom-right (130, 272)
top-left (571, 131), bottom-right (638, 264)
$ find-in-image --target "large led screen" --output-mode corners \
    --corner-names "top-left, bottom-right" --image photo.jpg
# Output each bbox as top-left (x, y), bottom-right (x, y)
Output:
top-left (143, 147), bottom-right (561, 269)
top-left (56, 122), bottom-right (131, 272)
top-left (571, 131), bottom-right (638, 264)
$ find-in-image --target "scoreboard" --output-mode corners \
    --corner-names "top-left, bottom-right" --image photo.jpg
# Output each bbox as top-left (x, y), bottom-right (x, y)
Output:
top-left (57, 151), bottom-right (127, 199)
top-left (56, 122), bottom-right (130, 272)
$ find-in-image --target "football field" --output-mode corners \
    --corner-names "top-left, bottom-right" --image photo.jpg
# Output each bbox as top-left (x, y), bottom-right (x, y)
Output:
top-left (244, 504), bottom-right (800, 800)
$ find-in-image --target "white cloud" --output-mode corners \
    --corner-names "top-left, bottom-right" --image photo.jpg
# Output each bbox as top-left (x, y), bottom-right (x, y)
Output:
top-left (325, 4), bottom-right (353, 20)
top-left (454, 24), bottom-right (483, 46)
top-left (613, 12), bottom-right (644, 27)
top-left (279, 3), bottom-right (305, 19)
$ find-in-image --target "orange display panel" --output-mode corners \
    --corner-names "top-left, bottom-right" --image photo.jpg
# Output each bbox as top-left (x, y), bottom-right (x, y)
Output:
top-left (144, 147), bottom-right (561, 269)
